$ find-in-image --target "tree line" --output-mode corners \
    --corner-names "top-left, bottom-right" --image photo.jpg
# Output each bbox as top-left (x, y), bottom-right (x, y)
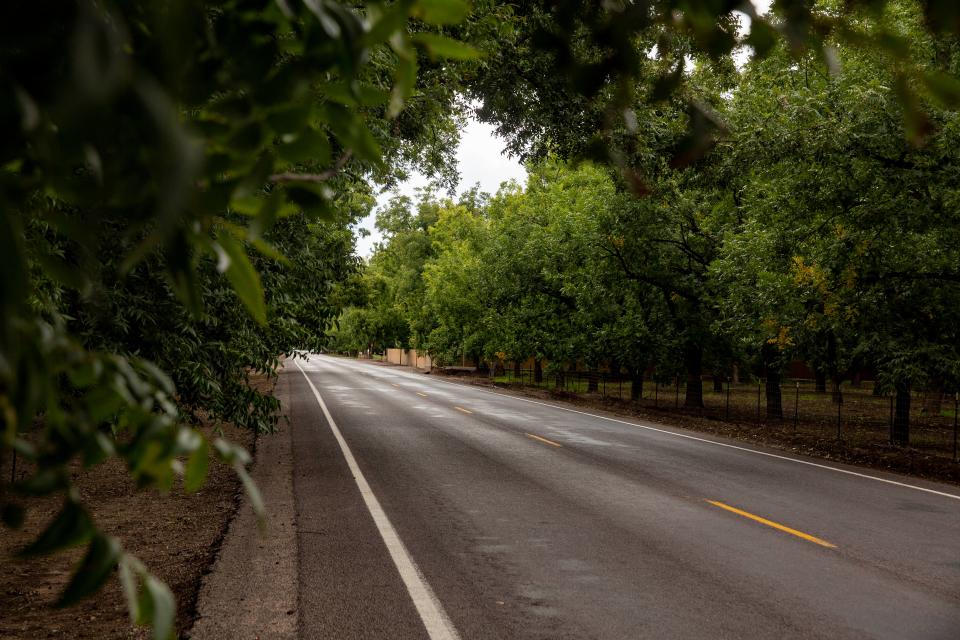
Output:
top-left (3, 0), bottom-right (960, 636)
top-left (332, 19), bottom-right (960, 448)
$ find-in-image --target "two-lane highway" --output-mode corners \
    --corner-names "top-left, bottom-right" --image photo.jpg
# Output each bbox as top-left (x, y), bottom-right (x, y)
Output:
top-left (289, 354), bottom-right (960, 639)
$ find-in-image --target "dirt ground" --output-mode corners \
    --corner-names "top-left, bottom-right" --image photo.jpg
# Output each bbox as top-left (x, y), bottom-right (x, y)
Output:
top-left (435, 372), bottom-right (960, 486)
top-left (0, 421), bottom-right (257, 639)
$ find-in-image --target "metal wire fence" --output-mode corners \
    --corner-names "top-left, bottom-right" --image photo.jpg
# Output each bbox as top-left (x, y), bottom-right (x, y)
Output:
top-left (447, 368), bottom-right (960, 461)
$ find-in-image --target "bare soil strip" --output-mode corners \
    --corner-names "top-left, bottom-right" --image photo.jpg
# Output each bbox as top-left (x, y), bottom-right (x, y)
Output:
top-left (0, 423), bottom-right (257, 639)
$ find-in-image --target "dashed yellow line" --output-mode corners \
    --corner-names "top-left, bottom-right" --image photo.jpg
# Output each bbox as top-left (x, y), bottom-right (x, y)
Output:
top-left (416, 392), bottom-right (428, 397)
top-left (706, 500), bottom-right (836, 549)
top-left (526, 433), bottom-right (562, 448)
top-left (391, 384), bottom-right (400, 388)
top-left (454, 406), bottom-right (472, 414)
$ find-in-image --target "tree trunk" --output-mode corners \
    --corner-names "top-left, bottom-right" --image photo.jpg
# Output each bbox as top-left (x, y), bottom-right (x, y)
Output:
top-left (731, 364), bottom-right (739, 385)
top-left (631, 368), bottom-right (644, 401)
top-left (892, 382), bottom-right (911, 446)
top-left (766, 370), bottom-right (784, 420)
top-left (587, 367), bottom-right (599, 392)
top-left (815, 369), bottom-right (827, 393)
top-left (609, 358), bottom-right (621, 379)
top-left (684, 346), bottom-right (704, 409)
top-left (513, 360), bottom-right (521, 378)
top-left (713, 376), bottom-right (724, 393)
top-left (534, 358), bottom-right (543, 383)
top-left (851, 371), bottom-right (862, 388)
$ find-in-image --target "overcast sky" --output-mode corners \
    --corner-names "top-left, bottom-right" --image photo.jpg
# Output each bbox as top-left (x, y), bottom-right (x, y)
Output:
top-left (354, 118), bottom-right (527, 257)
top-left (353, 0), bottom-right (772, 258)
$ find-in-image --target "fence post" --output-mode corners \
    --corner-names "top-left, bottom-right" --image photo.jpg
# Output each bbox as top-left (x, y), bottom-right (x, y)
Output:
top-left (954, 392), bottom-right (958, 464)
top-left (756, 380), bottom-right (762, 424)
top-left (675, 377), bottom-right (680, 408)
top-left (655, 381), bottom-right (659, 408)
top-left (794, 381), bottom-right (800, 431)
top-left (725, 380), bottom-right (731, 421)
top-left (837, 388), bottom-right (843, 441)
top-left (889, 394), bottom-right (894, 444)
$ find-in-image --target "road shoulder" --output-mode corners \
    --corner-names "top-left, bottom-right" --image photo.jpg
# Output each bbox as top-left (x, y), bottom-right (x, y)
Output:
top-left (189, 370), bottom-right (299, 639)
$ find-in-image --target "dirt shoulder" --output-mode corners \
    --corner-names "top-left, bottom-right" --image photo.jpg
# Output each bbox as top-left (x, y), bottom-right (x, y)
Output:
top-left (189, 369), bottom-right (298, 640)
top-left (0, 421), bottom-right (257, 639)
top-left (422, 370), bottom-right (960, 487)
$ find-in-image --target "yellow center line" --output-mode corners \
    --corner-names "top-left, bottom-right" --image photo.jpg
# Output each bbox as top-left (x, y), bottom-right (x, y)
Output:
top-left (454, 406), bottom-right (472, 414)
top-left (526, 433), bottom-right (562, 448)
top-left (391, 384), bottom-right (400, 388)
top-left (416, 392), bottom-right (428, 397)
top-left (705, 500), bottom-right (837, 549)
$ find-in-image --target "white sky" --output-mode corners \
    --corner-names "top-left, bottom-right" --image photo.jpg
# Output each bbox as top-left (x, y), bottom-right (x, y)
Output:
top-left (353, 0), bottom-right (772, 258)
top-left (354, 117), bottom-right (527, 257)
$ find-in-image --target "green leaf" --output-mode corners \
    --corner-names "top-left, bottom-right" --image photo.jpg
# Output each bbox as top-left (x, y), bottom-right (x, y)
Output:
top-left (214, 232), bottom-right (267, 325)
top-left (0, 210), bottom-right (28, 314)
top-left (227, 120), bottom-right (266, 154)
top-left (278, 128), bottom-right (332, 165)
top-left (139, 575), bottom-right (176, 640)
top-left (233, 152), bottom-right (276, 200)
top-left (365, 1), bottom-right (412, 44)
top-left (283, 182), bottom-right (336, 221)
top-left (34, 251), bottom-right (88, 293)
top-left (229, 195), bottom-right (262, 217)
top-left (411, 33), bottom-right (480, 60)
top-left (1, 503), bottom-right (25, 529)
top-left (249, 237), bottom-right (292, 265)
top-left (414, 0), bottom-right (471, 25)
top-left (321, 82), bottom-right (390, 107)
top-left (236, 463), bottom-right (266, 532)
top-left (214, 439), bottom-right (263, 527)
top-left (136, 358), bottom-right (176, 396)
top-left (922, 71), bottom-right (960, 107)
top-left (745, 20), bottom-right (777, 59)
top-left (389, 53), bottom-right (418, 119)
top-left (82, 432), bottom-right (116, 467)
top-left (15, 468), bottom-right (68, 496)
top-left (894, 74), bottom-right (931, 145)
top-left (265, 104), bottom-right (313, 135)
top-left (213, 438), bottom-right (251, 466)
top-left (19, 500), bottom-right (94, 556)
top-left (184, 437), bottom-right (208, 493)
top-left (57, 534), bottom-right (122, 607)
top-left (325, 107), bottom-right (382, 163)
top-left (118, 555), bottom-right (141, 625)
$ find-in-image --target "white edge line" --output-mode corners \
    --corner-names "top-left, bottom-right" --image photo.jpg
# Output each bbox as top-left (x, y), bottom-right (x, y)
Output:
top-left (334, 358), bottom-right (960, 503)
top-left (294, 358), bottom-right (461, 640)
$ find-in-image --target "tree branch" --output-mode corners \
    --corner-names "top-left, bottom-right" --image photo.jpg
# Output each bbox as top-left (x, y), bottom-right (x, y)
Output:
top-left (269, 152), bottom-right (352, 183)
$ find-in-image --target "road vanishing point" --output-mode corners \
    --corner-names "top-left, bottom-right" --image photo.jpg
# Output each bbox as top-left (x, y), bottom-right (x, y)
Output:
top-left (288, 354), bottom-right (960, 640)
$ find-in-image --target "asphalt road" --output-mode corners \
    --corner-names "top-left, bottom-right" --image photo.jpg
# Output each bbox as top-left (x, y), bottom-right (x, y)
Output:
top-left (289, 355), bottom-right (960, 640)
